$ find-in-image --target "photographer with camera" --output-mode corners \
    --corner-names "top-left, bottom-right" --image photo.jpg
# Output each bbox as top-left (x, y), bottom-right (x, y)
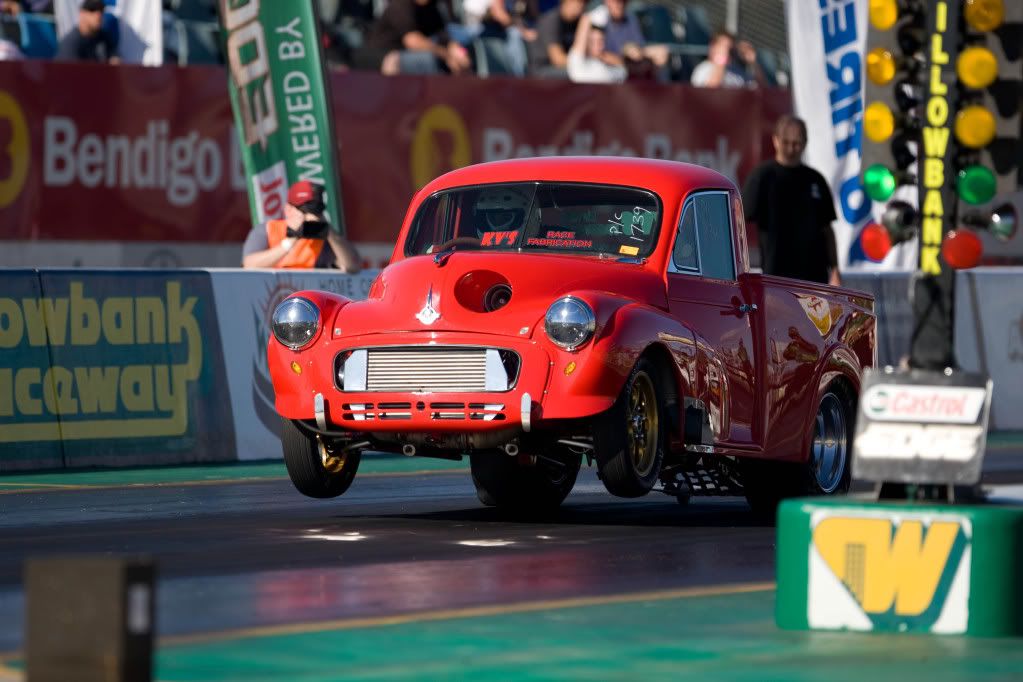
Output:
top-left (242, 180), bottom-right (361, 272)
top-left (690, 30), bottom-right (765, 89)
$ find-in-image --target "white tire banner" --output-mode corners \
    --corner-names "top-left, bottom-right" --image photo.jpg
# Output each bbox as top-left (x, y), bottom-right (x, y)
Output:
top-left (210, 269), bottom-right (378, 461)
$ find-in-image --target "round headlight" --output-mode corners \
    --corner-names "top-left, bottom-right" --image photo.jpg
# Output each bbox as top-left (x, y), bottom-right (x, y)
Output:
top-left (272, 297), bottom-right (320, 350)
top-left (544, 297), bottom-right (596, 351)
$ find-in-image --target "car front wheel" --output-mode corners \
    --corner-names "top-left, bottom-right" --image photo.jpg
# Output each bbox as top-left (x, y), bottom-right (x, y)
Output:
top-left (281, 418), bottom-right (361, 499)
top-left (593, 357), bottom-right (666, 497)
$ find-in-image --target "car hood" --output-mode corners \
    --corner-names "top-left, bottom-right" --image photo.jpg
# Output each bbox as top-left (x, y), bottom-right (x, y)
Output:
top-left (336, 252), bottom-right (666, 338)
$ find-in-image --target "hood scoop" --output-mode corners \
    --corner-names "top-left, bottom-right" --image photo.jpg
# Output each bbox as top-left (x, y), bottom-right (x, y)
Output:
top-left (455, 270), bottom-right (512, 313)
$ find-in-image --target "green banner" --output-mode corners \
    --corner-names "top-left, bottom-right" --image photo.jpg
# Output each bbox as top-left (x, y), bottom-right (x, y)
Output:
top-left (219, 0), bottom-right (347, 233)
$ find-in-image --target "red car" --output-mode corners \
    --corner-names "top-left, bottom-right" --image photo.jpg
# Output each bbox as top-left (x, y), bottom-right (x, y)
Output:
top-left (268, 157), bottom-right (876, 512)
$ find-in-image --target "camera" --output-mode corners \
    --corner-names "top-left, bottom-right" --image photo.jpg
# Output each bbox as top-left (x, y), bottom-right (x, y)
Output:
top-left (287, 219), bottom-right (330, 240)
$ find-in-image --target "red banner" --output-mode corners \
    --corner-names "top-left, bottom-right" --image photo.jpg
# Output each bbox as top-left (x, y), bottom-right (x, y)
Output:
top-left (0, 62), bottom-right (789, 246)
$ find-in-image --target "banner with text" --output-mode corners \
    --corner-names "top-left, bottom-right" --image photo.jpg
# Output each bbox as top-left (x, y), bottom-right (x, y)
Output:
top-left (219, 0), bottom-right (347, 232)
top-left (0, 61), bottom-right (789, 256)
top-left (0, 270), bottom-right (235, 470)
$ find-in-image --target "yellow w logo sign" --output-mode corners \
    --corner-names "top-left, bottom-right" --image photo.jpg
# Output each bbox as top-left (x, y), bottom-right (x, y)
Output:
top-left (813, 518), bottom-right (965, 617)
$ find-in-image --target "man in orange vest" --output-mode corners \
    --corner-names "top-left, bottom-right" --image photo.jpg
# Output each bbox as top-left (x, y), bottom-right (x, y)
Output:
top-left (242, 180), bottom-right (361, 272)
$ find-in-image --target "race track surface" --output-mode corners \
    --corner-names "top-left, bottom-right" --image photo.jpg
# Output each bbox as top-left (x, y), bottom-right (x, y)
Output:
top-left (1, 446), bottom-right (1022, 680)
top-left (0, 463), bottom-right (773, 652)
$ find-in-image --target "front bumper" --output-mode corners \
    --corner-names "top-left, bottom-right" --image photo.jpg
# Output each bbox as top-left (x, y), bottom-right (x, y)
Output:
top-left (271, 332), bottom-right (553, 433)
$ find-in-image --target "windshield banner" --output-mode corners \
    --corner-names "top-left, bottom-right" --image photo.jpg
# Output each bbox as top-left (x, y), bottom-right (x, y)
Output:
top-left (219, 0), bottom-right (348, 233)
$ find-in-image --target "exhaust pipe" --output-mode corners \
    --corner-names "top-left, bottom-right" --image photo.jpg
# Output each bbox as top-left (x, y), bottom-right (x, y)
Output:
top-left (504, 442), bottom-right (519, 457)
top-left (401, 444), bottom-right (416, 457)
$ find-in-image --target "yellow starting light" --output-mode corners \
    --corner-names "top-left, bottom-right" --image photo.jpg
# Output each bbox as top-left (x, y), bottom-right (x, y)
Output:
top-left (957, 46), bottom-right (999, 89)
top-left (866, 48), bottom-right (897, 86)
top-left (864, 101), bottom-right (896, 143)
top-left (964, 0), bottom-right (1004, 32)
top-left (869, 0), bottom-right (898, 31)
top-left (955, 105), bottom-right (997, 148)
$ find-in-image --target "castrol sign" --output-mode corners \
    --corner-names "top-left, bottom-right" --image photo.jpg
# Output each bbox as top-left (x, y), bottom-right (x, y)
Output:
top-left (852, 369), bottom-right (993, 485)
top-left (861, 385), bottom-right (988, 424)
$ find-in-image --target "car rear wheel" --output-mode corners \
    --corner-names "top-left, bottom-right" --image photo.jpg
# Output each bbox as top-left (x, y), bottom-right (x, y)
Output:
top-left (743, 385), bottom-right (853, 518)
top-left (281, 418), bottom-right (361, 499)
top-left (593, 357), bottom-right (666, 497)
top-left (469, 450), bottom-right (580, 509)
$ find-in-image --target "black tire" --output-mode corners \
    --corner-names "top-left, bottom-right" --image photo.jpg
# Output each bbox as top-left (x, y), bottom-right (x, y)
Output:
top-left (743, 384), bottom-right (854, 519)
top-left (281, 418), bottom-right (361, 499)
top-left (469, 450), bottom-right (580, 509)
top-left (593, 356), bottom-right (667, 498)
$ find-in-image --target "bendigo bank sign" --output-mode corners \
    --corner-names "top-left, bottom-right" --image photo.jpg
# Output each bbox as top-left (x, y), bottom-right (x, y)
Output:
top-left (0, 275), bottom-right (219, 448)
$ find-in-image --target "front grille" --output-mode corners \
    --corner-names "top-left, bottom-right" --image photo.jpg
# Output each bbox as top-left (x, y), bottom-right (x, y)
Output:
top-left (336, 347), bottom-right (520, 393)
top-left (368, 348), bottom-right (486, 392)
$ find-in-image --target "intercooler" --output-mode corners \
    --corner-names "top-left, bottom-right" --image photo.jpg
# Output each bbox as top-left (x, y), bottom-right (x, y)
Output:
top-left (335, 347), bottom-right (519, 393)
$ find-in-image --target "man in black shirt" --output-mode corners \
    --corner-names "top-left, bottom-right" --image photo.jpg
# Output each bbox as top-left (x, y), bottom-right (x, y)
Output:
top-left (742, 115), bottom-right (840, 285)
top-left (531, 0), bottom-right (582, 77)
top-left (55, 0), bottom-right (118, 63)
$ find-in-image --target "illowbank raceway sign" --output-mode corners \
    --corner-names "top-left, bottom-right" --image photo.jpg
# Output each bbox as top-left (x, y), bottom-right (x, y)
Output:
top-left (0, 271), bottom-right (233, 470)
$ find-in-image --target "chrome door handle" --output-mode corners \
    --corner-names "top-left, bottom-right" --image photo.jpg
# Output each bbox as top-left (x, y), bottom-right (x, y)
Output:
top-left (738, 303), bottom-right (758, 314)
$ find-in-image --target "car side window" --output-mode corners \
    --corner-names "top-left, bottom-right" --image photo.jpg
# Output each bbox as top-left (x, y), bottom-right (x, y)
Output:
top-left (671, 202), bottom-right (699, 271)
top-left (695, 193), bottom-right (735, 281)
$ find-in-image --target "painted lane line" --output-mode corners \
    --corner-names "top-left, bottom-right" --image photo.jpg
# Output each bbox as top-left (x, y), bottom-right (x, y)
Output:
top-left (159, 581), bottom-right (775, 649)
top-left (0, 468), bottom-right (463, 495)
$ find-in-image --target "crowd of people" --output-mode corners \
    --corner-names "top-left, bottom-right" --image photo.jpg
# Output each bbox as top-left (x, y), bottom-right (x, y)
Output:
top-left (337, 0), bottom-right (771, 86)
top-left (0, 0), bottom-right (782, 87)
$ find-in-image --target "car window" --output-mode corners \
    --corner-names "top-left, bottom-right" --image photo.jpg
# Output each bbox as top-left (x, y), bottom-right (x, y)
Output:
top-left (404, 182), bottom-right (662, 259)
top-left (671, 201), bottom-right (699, 271)
top-left (694, 193), bottom-right (734, 281)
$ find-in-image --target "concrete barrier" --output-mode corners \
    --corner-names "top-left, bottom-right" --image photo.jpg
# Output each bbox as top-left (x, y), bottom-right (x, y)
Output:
top-left (0, 267), bottom-right (1017, 471)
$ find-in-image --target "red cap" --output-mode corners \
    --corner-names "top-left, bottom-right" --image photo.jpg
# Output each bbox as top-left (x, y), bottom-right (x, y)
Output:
top-left (287, 180), bottom-right (322, 208)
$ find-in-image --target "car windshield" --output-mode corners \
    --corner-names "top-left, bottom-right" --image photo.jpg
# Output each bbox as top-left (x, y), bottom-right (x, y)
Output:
top-left (404, 182), bottom-right (662, 259)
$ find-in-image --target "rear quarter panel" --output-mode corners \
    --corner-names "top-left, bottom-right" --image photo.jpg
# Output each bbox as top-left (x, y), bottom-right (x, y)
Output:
top-left (751, 275), bottom-right (875, 461)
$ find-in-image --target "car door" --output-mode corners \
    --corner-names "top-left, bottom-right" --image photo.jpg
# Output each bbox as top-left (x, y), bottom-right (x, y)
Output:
top-left (666, 191), bottom-right (758, 449)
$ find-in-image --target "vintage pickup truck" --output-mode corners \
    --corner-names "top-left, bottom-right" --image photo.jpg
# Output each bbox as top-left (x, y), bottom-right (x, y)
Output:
top-left (268, 157), bottom-right (876, 513)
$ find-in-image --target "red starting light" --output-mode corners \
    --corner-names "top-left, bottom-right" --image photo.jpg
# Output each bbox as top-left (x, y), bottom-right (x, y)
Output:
top-left (861, 222), bottom-right (893, 261)
top-left (941, 230), bottom-right (983, 269)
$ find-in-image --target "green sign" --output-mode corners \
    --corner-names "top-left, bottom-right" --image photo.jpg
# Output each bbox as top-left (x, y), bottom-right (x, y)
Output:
top-left (219, 0), bottom-right (347, 233)
top-left (776, 497), bottom-right (1023, 637)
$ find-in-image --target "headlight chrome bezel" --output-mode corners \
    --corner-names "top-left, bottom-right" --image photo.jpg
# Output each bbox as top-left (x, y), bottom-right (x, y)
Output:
top-left (272, 297), bottom-right (321, 350)
top-left (544, 296), bottom-right (596, 351)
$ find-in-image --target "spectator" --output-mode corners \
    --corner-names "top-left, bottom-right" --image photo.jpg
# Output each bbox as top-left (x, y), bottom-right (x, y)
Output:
top-left (586, 0), bottom-right (668, 81)
top-left (0, 38), bottom-right (22, 60)
top-left (476, 0), bottom-right (539, 77)
top-left (530, 0), bottom-right (583, 78)
top-left (741, 115), bottom-right (840, 286)
top-left (566, 18), bottom-right (624, 84)
top-left (351, 0), bottom-right (470, 76)
top-left (2, 0), bottom-right (52, 15)
top-left (242, 181), bottom-right (362, 272)
top-left (691, 30), bottom-right (764, 88)
top-left (55, 0), bottom-right (119, 64)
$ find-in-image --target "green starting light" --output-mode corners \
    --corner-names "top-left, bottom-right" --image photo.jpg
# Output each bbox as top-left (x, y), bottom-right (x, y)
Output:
top-left (864, 164), bottom-right (897, 202)
top-left (958, 165), bottom-right (997, 205)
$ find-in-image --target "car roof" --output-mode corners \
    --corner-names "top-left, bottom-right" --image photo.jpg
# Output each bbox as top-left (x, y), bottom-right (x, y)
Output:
top-left (416, 157), bottom-right (736, 203)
